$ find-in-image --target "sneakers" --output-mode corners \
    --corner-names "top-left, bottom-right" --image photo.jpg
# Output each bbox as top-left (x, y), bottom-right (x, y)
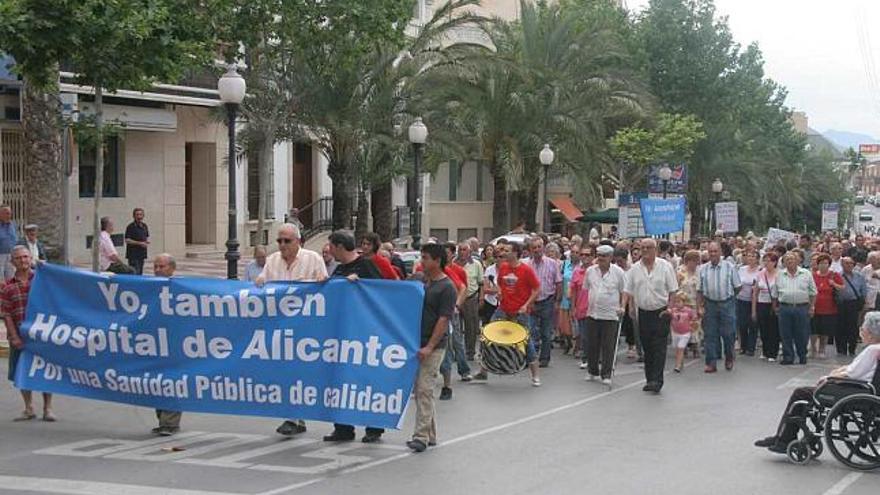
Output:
top-left (531, 377), bottom-right (542, 387)
top-left (472, 371), bottom-right (488, 381)
top-left (439, 387), bottom-right (453, 400)
top-left (601, 378), bottom-right (612, 386)
top-left (579, 362), bottom-right (589, 370)
top-left (767, 357), bottom-right (776, 363)
top-left (460, 374), bottom-right (473, 382)
top-left (584, 374), bottom-right (598, 381)
top-left (276, 421), bottom-right (307, 436)
top-left (406, 439), bottom-right (427, 453)
top-left (323, 430), bottom-right (356, 442)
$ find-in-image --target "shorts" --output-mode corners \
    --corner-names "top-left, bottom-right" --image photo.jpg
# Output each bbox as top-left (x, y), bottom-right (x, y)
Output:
top-left (7, 346), bottom-right (21, 382)
top-left (672, 332), bottom-right (692, 349)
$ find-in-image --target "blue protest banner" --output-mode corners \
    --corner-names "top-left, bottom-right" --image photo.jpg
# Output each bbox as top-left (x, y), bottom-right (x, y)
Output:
top-left (14, 264), bottom-right (423, 429)
top-left (639, 197), bottom-right (686, 235)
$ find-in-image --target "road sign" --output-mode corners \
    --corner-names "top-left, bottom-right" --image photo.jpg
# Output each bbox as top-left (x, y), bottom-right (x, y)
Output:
top-left (821, 202), bottom-right (839, 231)
top-left (618, 192), bottom-right (648, 207)
top-left (715, 201), bottom-right (739, 233)
top-left (618, 206), bottom-right (645, 238)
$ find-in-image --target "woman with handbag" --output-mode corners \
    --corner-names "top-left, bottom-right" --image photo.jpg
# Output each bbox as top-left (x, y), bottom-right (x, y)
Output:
top-left (752, 252), bottom-right (780, 361)
top-left (811, 253), bottom-right (844, 359)
top-left (837, 257), bottom-right (867, 356)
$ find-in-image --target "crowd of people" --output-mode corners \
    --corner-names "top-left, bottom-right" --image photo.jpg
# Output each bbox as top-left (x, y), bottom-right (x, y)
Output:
top-left (3, 204), bottom-right (880, 454)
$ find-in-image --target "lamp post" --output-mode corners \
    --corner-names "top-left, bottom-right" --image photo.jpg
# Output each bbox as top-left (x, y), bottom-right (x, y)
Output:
top-left (711, 178), bottom-right (723, 235)
top-left (539, 144), bottom-right (555, 233)
top-left (218, 65), bottom-right (246, 279)
top-left (658, 165), bottom-right (673, 239)
top-left (408, 117), bottom-right (428, 250)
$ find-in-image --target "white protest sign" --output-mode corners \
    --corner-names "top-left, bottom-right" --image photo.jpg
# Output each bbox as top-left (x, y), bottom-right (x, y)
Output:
top-left (821, 203), bottom-right (839, 232)
top-left (715, 202), bottom-right (738, 233)
top-left (618, 206), bottom-right (645, 239)
top-left (763, 227), bottom-right (797, 251)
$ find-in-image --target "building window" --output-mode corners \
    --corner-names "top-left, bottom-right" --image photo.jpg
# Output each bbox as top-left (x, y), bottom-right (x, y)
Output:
top-left (78, 136), bottom-right (122, 198)
top-left (457, 228), bottom-right (477, 242)
top-left (429, 228), bottom-right (448, 243)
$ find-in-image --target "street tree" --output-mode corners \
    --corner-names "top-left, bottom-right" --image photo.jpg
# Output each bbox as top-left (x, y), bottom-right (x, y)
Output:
top-left (0, 0), bottom-right (217, 270)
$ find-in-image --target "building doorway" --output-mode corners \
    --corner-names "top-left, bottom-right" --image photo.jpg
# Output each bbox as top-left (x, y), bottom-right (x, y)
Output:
top-left (185, 142), bottom-right (217, 245)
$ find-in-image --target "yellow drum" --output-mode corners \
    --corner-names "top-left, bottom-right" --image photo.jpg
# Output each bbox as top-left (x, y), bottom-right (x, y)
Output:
top-left (480, 320), bottom-right (529, 375)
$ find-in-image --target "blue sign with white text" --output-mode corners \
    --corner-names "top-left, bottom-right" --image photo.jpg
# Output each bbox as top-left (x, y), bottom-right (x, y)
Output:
top-left (639, 197), bottom-right (686, 235)
top-left (14, 264), bottom-right (423, 429)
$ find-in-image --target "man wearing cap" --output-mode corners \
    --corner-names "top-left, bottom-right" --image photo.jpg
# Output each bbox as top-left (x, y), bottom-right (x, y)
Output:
top-left (18, 224), bottom-right (46, 266)
top-left (583, 245), bottom-right (627, 384)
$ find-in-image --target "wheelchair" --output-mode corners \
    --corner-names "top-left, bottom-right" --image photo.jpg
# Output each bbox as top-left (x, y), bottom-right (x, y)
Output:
top-left (781, 364), bottom-right (880, 470)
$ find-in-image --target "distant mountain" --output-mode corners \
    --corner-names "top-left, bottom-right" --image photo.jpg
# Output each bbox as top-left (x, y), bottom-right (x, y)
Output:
top-left (822, 130), bottom-right (879, 152)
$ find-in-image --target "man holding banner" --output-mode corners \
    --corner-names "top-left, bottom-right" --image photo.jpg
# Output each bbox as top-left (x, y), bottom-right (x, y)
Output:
top-left (2, 245), bottom-right (54, 421)
top-left (407, 243), bottom-right (455, 453)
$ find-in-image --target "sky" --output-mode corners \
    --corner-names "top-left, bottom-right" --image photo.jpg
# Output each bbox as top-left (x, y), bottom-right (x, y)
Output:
top-left (626, 0), bottom-right (880, 139)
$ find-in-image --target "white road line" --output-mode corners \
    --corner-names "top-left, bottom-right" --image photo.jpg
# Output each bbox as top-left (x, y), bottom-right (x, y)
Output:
top-left (822, 472), bottom-right (863, 495)
top-left (0, 475), bottom-right (238, 495)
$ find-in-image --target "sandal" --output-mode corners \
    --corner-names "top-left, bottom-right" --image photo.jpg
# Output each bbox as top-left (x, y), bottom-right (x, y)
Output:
top-left (42, 411), bottom-right (57, 422)
top-left (14, 411), bottom-right (36, 422)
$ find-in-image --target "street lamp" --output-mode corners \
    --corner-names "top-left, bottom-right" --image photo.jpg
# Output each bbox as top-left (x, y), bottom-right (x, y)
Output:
top-left (658, 165), bottom-right (673, 239)
top-left (218, 65), bottom-right (246, 279)
top-left (408, 117), bottom-right (428, 250)
top-left (711, 178), bottom-right (723, 235)
top-left (539, 144), bottom-right (555, 233)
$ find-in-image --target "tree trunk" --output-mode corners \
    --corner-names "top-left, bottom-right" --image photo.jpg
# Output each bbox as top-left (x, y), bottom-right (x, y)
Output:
top-left (371, 179), bottom-right (393, 241)
top-left (91, 85), bottom-right (104, 272)
top-left (21, 79), bottom-right (63, 261)
top-left (328, 152), bottom-right (351, 231)
top-left (491, 159), bottom-right (507, 237)
top-left (522, 181), bottom-right (539, 233)
top-left (355, 181), bottom-right (369, 239)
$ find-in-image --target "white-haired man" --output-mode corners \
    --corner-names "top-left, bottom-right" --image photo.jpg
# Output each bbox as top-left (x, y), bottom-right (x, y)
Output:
top-left (255, 223), bottom-right (327, 436)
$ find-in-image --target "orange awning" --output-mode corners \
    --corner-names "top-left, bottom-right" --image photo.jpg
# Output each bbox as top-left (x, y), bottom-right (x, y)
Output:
top-left (549, 197), bottom-right (583, 222)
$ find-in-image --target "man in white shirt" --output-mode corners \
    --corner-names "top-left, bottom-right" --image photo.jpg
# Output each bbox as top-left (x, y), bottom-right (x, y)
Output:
top-left (255, 223), bottom-right (327, 437)
top-left (861, 251), bottom-right (880, 312)
top-left (584, 245), bottom-right (626, 384)
top-left (755, 311), bottom-right (880, 454)
top-left (624, 238), bottom-right (678, 393)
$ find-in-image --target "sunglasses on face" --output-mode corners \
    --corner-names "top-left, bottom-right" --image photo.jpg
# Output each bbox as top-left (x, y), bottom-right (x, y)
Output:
top-left (277, 238), bottom-right (294, 244)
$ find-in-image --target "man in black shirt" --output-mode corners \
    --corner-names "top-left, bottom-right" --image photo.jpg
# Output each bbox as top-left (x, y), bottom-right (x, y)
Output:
top-left (324, 230), bottom-right (384, 443)
top-left (407, 243), bottom-right (455, 453)
top-left (124, 208), bottom-right (149, 275)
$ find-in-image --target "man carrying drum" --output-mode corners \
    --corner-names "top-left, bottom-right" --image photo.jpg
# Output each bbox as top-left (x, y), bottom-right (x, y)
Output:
top-left (473, 241), bottom-right (542, 386)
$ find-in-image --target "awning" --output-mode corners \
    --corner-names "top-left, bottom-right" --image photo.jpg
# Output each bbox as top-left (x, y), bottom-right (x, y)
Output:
top-left (580, 208), bottom-right (619, 224)
top-left (549, 197), bottom-right (584, 222)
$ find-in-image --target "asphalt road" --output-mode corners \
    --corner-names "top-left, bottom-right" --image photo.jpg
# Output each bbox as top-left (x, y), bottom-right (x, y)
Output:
top-left (1, 348), bottom-right (878, 495)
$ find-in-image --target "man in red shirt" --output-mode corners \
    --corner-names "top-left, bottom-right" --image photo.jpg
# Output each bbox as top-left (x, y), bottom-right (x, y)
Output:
top-left (359, 232), bottom-right (399, 280)
top-left (439, 243), bottom-right (472, 400)
top-left (474, 241), bottom-right (541, 386)
top-left (2, 245), bottom-right (54, 421)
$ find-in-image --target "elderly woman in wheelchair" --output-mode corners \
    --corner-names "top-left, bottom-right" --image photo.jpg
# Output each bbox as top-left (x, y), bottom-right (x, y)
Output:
top-left (754, 312), bottom-right (880, 470)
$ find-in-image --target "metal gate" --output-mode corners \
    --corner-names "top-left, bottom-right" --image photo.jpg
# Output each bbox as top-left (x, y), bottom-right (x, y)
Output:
top-left (0, 129), bottom-right (27, 229)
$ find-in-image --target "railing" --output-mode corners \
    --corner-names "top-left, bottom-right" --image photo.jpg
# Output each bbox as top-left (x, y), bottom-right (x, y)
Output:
top-left (297, 196), bottom-right (333, 241)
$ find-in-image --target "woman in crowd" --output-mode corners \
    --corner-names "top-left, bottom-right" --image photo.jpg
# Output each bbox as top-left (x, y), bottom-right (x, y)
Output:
top-left (558, 239), bottom-right (580, 356)
top-left (677, 250), bottom-right (702, 358)
top-left (811, 253), bottom-right (844, 359)
top-left (481, 243), bottom-right (503, 327)
top-left (752, 252), bottom-right (780, 361)
top-left (481, 244), bottom-right (495, 267)
top-left (737, 251), bottom-right (761, 356)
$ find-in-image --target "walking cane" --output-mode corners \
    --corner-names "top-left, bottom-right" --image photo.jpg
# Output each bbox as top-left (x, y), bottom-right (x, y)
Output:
top-left (607, 317), bottom-right (625, 390)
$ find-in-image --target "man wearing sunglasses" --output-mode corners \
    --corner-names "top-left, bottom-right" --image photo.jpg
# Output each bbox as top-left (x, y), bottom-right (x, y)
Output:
top-left (255, 223), bottom-right (328, 437)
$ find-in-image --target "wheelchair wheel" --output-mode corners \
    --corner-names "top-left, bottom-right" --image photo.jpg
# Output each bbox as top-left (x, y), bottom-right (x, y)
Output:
top-left (823, 394), bottom-right (880, 471)
top-left (787, 439), bottom-right (812, 465)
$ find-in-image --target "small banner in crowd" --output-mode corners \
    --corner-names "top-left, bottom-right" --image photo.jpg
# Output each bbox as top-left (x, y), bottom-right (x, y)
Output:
top-left (15, 264), bottom-right (423, 429)
top-left (639, 197), bottom-right (686, 235)
top-left (763, 227), bottom-right (797, 251)
top-left (822, 202), bottom-right (839, 231)
top-left (714, 201), bottom-right (739, 233)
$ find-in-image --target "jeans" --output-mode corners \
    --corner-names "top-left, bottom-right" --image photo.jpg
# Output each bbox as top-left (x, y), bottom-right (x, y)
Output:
top-left (778, 304), bottom-right (810, 363)
top-left (756, 302), bottom-right (780, 359)
top-left (736, 299), bottom-right (758, 354)
top-left (638, 308), bottom-right (669, 387)
top-left (530, 298), bottom-right (556, 364)
top-left (491, 309), bottom-right (537, 363)
top-left (586, 318), bottom-right (619, 379)
top-left (703, 299), bottom-right (736, 365)
top-left (440, 313), bottom-right (471, 377)
top-left (460, 294), bottom-right (481, 359)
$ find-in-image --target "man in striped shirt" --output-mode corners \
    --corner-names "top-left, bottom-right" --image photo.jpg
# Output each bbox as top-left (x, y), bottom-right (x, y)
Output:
top-left (524, 238), bottom-right (562, 367)
top-left (698, 242), bottom-right (741, 373)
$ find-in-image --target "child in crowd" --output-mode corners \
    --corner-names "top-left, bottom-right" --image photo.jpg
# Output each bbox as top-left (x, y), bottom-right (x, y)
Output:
top-left (669, 291), bottom-right (698, 372)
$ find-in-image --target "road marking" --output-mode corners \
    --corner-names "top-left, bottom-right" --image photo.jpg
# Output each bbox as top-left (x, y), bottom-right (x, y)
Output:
top-left (178, 438), bottom-right (319, 469)
top-left (822, 472), bottom-right (863, 495)
top-left (0, 475), bottom-right (237, 495)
